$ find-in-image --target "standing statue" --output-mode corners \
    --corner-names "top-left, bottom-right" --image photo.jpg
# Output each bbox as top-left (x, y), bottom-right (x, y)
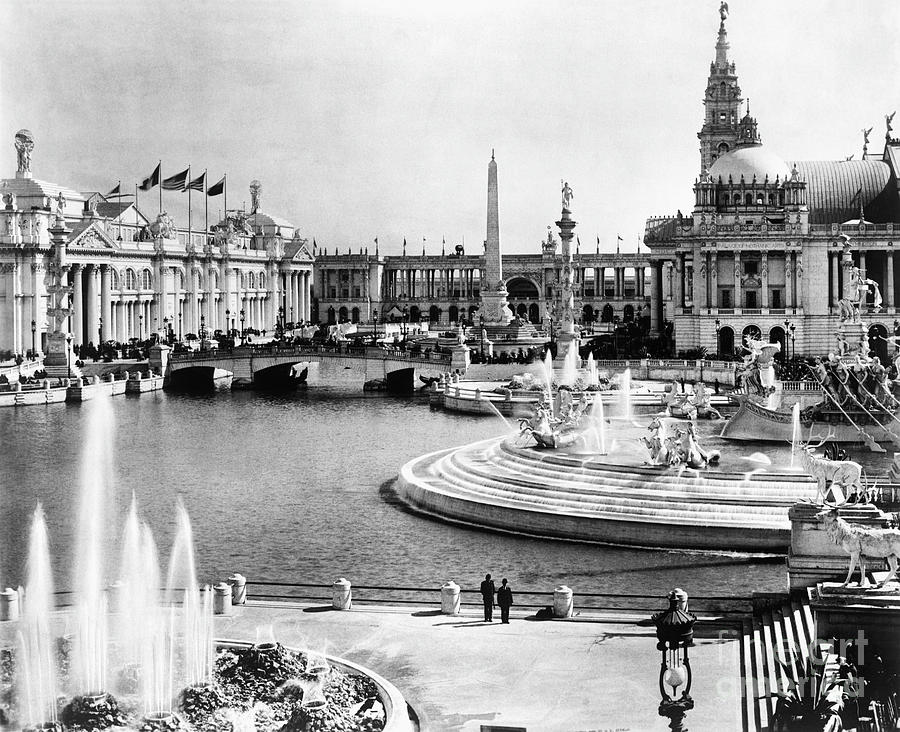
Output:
top-left (55, 191), bottom-right (66, 223)
top-left (14, 129), bottom-right (34, 173)
top-left (250, 179), bottom-right (261, 213)
top-left (561, 180), bottom-right (573, 211)
top-left (719, 1), bottom-right (729, 21)
top-left (887, 111), bottom-right (896, 137)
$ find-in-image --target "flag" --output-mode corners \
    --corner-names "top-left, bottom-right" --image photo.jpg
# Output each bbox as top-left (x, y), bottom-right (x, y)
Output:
top-left (138, 163), bottom-right (160, 191)
top-left (104, 182), bottom-right (132, 199)
top-left (374, 236), bottom-right (378, 245)
top-left (162, 168), bottom-right (189, 191)
top-left (207, 176), bottom-right (225, 197)
top-left (184, 171), bottom-right (205, 192)
top-left (617, 234), bottom-right (623, 241)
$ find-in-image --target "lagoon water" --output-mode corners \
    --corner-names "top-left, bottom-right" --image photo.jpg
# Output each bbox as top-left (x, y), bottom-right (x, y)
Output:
top-left (0, 388), bottom-right (784, 599)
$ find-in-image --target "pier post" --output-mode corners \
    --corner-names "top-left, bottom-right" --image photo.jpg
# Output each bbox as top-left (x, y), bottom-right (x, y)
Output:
top-left (214, 582), bottom-right (233, 615)
top-left (0, 588), bottom-right (20, 621)
top-left (229, 573), bottom-right (247, 605)
top-left (332, 577), bottom-right (352, 610)
top-left (553, 585), bottom-right (573, 618)
top-left (441, 580), bottom-right (461, 615)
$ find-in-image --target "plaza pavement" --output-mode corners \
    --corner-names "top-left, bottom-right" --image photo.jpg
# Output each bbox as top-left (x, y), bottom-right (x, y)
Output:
top-left (216, 601), bottom-right (745, 732)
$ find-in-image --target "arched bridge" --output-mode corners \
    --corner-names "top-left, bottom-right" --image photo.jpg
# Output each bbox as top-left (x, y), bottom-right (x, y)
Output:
top-left (166, 344), bottom-right (452, 391)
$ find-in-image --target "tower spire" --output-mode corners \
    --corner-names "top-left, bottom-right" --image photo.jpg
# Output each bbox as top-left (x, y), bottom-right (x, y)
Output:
top-left (715, 2), bottom-right (730, 68)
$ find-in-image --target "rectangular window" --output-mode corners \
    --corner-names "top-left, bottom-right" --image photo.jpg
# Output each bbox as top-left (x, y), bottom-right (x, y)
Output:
top-left (328, 287), bottom-right (336, 298)
top-left (353, 287), bottom-right (361, 298)
top-left (744, 261), bottom-right (758, 276)
top-left (720, 289), bottom-right (732, 308)
top-left (772, 289), bottom-right (782, 308)
top-left (745, 290), bottom-right (757, 308)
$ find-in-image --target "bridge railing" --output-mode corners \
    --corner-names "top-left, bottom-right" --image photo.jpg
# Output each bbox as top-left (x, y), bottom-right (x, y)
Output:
top-left (168, 343), bottom-right (452, 364)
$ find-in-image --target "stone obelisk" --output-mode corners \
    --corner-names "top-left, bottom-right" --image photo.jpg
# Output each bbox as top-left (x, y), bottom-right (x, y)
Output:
top-left (480, 151), bottom-right (511, 325)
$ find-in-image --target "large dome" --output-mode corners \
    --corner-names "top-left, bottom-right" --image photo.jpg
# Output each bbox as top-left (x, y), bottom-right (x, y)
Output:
top-left (709, 145), bottom-right (790, 183)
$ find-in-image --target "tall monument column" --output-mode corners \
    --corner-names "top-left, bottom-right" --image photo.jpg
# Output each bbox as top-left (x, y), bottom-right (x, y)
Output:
top-left (554, 180), bottom-right (579, 361)
top-left (479, 151), bottom-right (511, 325)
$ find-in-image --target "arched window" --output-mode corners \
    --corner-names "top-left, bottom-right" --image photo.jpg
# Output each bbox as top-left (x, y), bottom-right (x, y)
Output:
top-left (209, 271), bottom-right (218, 291)
top-left (141, 269), bottom-right (152, 290)
top-left (327, 306), bottom-right (336, 324)
top-left (125, 268), bottom-right (137, 290)
top-left (582, 303), bottom-right (594, 323)
top-left (528, 303), bottom-right (540, 323)
top-left (769, 326), bottom-right (786, 360)
top-left (768, 194), bottom-right (777, 206)
top-left (351, 307), bottom-right (360, 323)
top-left (338, 306), bottom-right (348, 322)
top-left (258, 272), bottom-right (265, 290)
top-left (248, 272), bottom-right (256, 289)
top-left (174, 270), bottom-right (184, 291)
top-left (448, 305), bottom-right (459, 323)
top-left (742, 324), bottom-right (762, 343)
top-left (869, 324), bottom-right (888, 365)
top-left (468, 305), bottom-right (478, 321)
top-left (717, 142), bottom-right (729, 156)
top-left (516, 303), bottom-right (528, 317)
top-left (110, 268), bottom-right (120, 290)
top-left (722, 194), bottom-right (730, 206)
top-left (601, 304), bottom-right (614, 323)
top-left (623, 304), bottom-right (635, 322)
top-left (756, 194), bottom-right (764, 205)
top-left (745, 193), bottom-right (753, 206)
top-left (429, 305), bottom-right (440, 322)
top-left (409, 306), bottom-right (421, 323)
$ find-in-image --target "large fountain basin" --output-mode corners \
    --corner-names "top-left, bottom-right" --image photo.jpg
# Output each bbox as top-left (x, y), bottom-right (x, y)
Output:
top-left (396, 435), bottom-right (818, 553)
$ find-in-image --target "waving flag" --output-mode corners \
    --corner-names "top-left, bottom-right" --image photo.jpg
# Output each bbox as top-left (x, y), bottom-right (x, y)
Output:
top-left (162, 168), bottom-right (189, 191)
top-left (138, 163), bottom-right (160, 191)
top-left (207, 176), bottom-right (225, 197)
top-left (184, 171), bottom-right (205, 192)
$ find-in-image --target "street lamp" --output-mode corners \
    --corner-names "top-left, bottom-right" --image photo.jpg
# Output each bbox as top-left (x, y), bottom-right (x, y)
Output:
top-left (651, 588), bottom-right (696, 732)
top-left (98, 315), bottom-right (103, 346)
top-left (783, 318), bottom-right (792, 361)
top-left (479, 314), bottom-right (485, 359)
top-left (31, 319), bottom-right (36, 358)
top-left (789, 323), bottom-right (796, 361)
top-left (278, 306), bottom-right (284, 334)
top-left (138, 313), bottom-right (144, 341)
top-left (714, 318), bottom-right (721, 359)
top-left (225, 309), bottom-right (230, 338)
top-left (66, 333), bottom-right (73, 379)
top-left (240, 308), bottom-right (246, 345)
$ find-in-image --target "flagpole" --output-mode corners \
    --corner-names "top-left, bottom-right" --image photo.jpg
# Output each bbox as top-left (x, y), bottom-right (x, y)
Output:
top-left (224, 174), bottom-right (228, 219)
top-left (158, 159), bottom-right (162, 215)
top-left (204, 169), bottom-right (208, 235)
top-left (135, 183), bottom-right (139, 229)
top-left (187, 165), bottom-right (192, 243)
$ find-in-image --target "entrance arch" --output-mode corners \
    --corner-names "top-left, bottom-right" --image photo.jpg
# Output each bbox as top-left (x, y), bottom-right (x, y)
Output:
top-left (506, 277), bottom-right (539, 300)
top-left (338, 306), bottom-right (348, 322)
top-left (448, 305), bottom-right (459, 323)
top-left (582, 304), bottom-right (594, 323)
top-left (601, 304), bottom-right (614, 323)
top-left (741, 324), bottom-right (762, 347)
top-left (769, 326), bottom-right (786, 360)
top-left (409, 306), bottom-right (421, 323)
top-left (429, 305), bottom-right (441, 323)
top-left (869, 324), bottom-right (888, 363)
top-left (623, 304), bottom-right (635, 322)
top-left (718, 325), bottom-right (735, 357)
top-left (528, 303), bottom-right (540, 323)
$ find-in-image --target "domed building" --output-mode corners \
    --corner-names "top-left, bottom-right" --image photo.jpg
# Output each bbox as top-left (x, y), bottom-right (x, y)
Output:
top-left (644, 5), bottom-right (900, 361)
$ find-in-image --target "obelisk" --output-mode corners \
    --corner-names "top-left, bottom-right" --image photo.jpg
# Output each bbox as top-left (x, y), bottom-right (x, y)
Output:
top-left (480, 151), bottom-right (511, 325)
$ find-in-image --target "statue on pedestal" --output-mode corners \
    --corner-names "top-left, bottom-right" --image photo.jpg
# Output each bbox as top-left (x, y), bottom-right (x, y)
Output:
top-left (561, 180), bottom-right (573, 211)
top-left (14, 129), bottom-right (34, 173)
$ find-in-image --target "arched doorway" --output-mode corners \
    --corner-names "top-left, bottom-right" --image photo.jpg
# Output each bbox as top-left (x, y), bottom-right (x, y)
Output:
top-left (351, 307), bottom-right (360, 323)
top-left (429, 305), bottom-right (441, 323)
top-left (338, 306), bottom-right (348, 322)
top-left (516, 303), bottom-right (528, 318)
top-left (582, 304), bottom-right (594, 323)
top-left (448, 305), bottom-right (459, 323)
top-left (601, 304), bottom-right (614, 323)
top-left (528, 303), bottom-right (540, 323)
top-left (869, 324), bottom-right (888, 364)
top-left (327, 307), bottom-right (336, 325)
top-left (718, 325), bottom-right (735, 357)
top-left (741, 324), bottom-right (762, 349)
top-left (468, 305), bottom-right (478, 323)
top-left (769, 326), bottom-right (786, 360)
top-left (506, 277), bottom-right (539, 300)
top-left (409, 306), bottom-right (421, 323)
top-left (623, 304), bottom-right (635, 322)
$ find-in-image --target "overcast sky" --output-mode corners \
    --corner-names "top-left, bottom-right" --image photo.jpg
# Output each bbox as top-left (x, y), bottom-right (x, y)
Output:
top-left (1, 0), bottom-right (898, 255)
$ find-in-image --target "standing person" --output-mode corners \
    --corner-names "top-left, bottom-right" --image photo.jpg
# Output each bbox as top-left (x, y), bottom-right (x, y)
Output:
top-left (497, 578), bottom-right (513, 624)
top-left (479, 573), bottom-right (496, 622)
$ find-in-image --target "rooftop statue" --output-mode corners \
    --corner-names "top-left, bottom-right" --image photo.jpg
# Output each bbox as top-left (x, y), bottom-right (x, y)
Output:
top-left (250, 179), bottom-right (261, 214)
top-left (719, 1), bottom-right (729, 22)
top-left (14, 129), bottom-right (34, 173)
top-left (561, 180), bottom-right (573, 211)
top-left (54, 191), bottom-right (66, 224)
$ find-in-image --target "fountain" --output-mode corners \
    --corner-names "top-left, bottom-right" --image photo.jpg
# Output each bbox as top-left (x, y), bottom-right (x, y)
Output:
top-left (2, 396), bottom-right (407, 730)
top-left (585, 353), bottom-right (599, 389)
top-left (618, 367), bottom-right (632, 421)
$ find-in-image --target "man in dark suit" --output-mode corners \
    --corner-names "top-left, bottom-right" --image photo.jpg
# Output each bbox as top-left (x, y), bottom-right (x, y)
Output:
top-left (497, 578), bottom-right (514, 624)
top-left (479, 573), bottom-right (496, 621)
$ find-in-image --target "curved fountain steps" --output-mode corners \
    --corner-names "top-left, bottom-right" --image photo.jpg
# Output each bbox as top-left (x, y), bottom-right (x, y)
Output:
top-left (399, 436), bottom-right (818, 552)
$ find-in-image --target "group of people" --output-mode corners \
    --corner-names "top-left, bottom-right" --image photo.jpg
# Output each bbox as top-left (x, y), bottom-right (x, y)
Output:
top-left (479, 573), bottom-right (514, 623)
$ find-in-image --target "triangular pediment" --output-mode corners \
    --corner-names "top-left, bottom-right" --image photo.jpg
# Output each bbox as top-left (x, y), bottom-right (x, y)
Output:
top-left (69, 221), bottom-right (119, 249)
top-left (290, 238), bottom-right (314, 262)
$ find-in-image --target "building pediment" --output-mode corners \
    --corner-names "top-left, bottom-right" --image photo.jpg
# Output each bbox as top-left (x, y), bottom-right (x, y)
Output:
top-left (69, 221), bottom-right (119, 249)
top-left (289, 237), bottom-right (314, 262)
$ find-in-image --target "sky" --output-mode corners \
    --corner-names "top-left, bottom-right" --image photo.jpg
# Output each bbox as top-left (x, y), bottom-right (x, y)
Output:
top-left (1, 0), bottom-right (898, 256)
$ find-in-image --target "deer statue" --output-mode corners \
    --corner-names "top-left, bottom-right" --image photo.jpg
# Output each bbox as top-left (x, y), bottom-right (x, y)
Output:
top-left (794, 429), bottom-right (864, 503)
top-left (816, 503), bottom-right (900, 588)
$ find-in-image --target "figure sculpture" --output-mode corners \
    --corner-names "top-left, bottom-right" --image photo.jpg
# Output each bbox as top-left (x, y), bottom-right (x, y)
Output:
top-left (250, 179), bottom-right (261, 213)
top-left (14, 129), bottom-right (34, 173)
top-left (816, 504), bottom-right (900, 588)
top-left (561, 180), bottom-right (573, 211)
top-left (55, 191), bottom-right (66, 223)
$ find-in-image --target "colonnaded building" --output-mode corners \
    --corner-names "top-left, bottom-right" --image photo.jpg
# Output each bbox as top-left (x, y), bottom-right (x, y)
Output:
top-left (0, 140), bottom-right (654, 357)
top-left (644, 4), bottom-right (900, 363)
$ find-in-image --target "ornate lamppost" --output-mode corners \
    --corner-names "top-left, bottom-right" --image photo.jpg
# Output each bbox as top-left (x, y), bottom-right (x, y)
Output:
top-left (98, 315), bottom-right (103, 346)
top-left (138, 313), bottom-right (144, 341)
top-left (714, 318), bottom-right (721, 359)
top-left (651, 588), bottom-right (696, 732)
top-left (479, 314), bottom-right (485, 359)
top-left (31, 319), bottom-right (36, 358)
top-left (225, 309), bottom-right (230, 338)
top-left (789, 322), bottom-right (796, 361)
top-left (783, 318), bottom-right (792, 361)
top-left (278, 306), bottom-right (284, 336)
top-left (240, 308), bottom-right (246, 345)
top-left (66, 333), bottom-right (73, 379)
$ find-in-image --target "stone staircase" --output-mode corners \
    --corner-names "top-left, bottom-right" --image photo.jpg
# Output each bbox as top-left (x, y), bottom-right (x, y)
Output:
top-left (403, 436), bottom-right (818, 551)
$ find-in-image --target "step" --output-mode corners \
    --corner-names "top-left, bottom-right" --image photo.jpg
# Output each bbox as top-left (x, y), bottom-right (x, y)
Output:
top-left (749, 616), bottom-right (770, 731)
top-left (763, 610), bottom-right (789, 694)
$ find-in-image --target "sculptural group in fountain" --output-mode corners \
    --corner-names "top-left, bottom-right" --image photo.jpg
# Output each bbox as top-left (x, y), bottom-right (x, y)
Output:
top-left (641, 417), bottom-right (720, 469)
top-left (518, 388), bottom-right (591, 449)
top-left (737, 336), bottom-right (780, 401)
top-left (665, 381), bottom-right (721, 420)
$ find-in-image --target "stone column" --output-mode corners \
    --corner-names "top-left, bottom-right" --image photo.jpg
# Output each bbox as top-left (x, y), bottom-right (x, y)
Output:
top-left (71, 264), bottom-right (83, 345)
top-left (30, 262), bottom-right (41, 355)
top-left (86, 265), bottom-right (100, 346)
top-left (650, 262), bottom-right (661, 332)
top-left (304, 272), bottom-right (311, 321)
top-left (117, 299), bottom-right (125, 342)
top-left (733, 251), bottom-right (742, 309)
top-left (285, 272), bottom-right (294, 322)
top-left (761, 252), bottom-right (769, 308)
top-left (100, 265), bottom-right (112, 342)
top-left (785, 254), bottom-right (794, 311)
top-left (859, 251), bottom-right (867, 278)
top-left (674, 255), bottom-right (684, 308)
top-left (887, 251), bottom-right (894, 310)
top-left (295, 272), bottom-right (303, 319)
top-left (831, 252), bottom-right (839, 307)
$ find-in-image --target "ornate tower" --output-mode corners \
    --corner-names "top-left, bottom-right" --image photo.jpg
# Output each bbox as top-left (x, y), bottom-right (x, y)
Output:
top-left (480, 151), bottom-right (511, 325)
top-left (554, 182), bottom-right (579, 361)
top-left (697, 2), bottom-right (743, 174)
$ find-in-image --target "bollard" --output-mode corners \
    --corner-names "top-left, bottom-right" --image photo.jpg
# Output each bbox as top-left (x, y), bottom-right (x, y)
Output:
top-left (553, 585), bottom-right (573, 618)
top-left (123, 371), bottom-right (130, 380)
top-left (213, 582), bottom-right (232, 615)
top-left (474, 388), bottom-right (482, 401)
top-left (92, 375), bottom-right (100, 385)
top-left (44, 379), bottom-right (51, 390)
top-left (229, 573), bottom-right (247, 605)
top-left (332, 578), bottom-right (352, 610)
top-left (14, 381), bottom-right (21, 392)
top-left (0, 588), bottom-right (20, 621)
top-left (440, 580), bottom-right (460, 615)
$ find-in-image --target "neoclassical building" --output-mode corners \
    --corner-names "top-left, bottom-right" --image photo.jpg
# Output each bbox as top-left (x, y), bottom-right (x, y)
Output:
top-left (312, 157), bottom-right (653, 331)
top-left (644, 5), bottom-right (900, 361)
top-left (0, 137), bottom-right (313, 356)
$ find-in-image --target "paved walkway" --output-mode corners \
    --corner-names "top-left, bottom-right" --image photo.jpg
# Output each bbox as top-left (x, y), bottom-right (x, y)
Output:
top-left (215, 602), bottom-right (744, 732)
